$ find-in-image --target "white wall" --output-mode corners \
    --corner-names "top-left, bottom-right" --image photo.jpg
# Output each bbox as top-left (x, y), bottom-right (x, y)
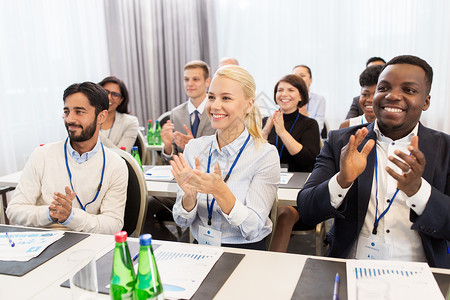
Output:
top-left (215, 0), bottom-right (450, 133)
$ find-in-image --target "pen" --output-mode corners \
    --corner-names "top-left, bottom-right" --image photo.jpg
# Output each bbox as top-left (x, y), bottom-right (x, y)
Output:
top-left (132, 253), bottom-right (139, 261)
top-left (5, 232), bottom-right (15, 247)
top-left (332, 272), bottom-right (339, 300)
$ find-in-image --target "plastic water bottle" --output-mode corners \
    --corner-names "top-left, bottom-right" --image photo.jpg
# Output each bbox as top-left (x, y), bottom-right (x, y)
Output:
top-left (147, 120), bottom-right (154, 145)
top-left (131, 146), bottom-right (143, 169)
top-left (110, 231), bottom-right (136, 299)
top-left (134, 234), bottom-right (164, 300)
top-left (154, 121), bottom-right (162, 146)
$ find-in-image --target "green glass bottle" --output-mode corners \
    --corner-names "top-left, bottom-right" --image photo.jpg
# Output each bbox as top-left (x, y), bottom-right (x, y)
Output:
top-left (154, 121), bottom-right (162, 146)
top-left (110, 231), bottom-right (136, 300)
top-left (134, 234), bottom-right (164, 300)
top-left (131, 146), bottom-right (143, 169)
top-left (147, 120), bottom-right (154, 145)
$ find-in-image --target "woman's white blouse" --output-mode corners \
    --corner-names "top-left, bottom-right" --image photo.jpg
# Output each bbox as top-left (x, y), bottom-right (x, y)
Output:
top-left (173, 129), bottom-right (280, 244)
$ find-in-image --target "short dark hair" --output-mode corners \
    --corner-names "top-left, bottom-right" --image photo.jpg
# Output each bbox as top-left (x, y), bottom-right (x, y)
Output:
top-left (292, 64), bottom-right (312, 79)
top-left (184, 60), bottom-right (210, 79)
top-left (63, 82), bottom-right (109, 115)
top-left (98, 76), bottom-right (130, 114)
top-left (366, 57), bottom-right (386, 67)
top-left (359, 65), bottom-right (384, 87)
top-left (383, 55), bottom-right (433, 94)
top-left (274, 74), bottom-right (309, 108)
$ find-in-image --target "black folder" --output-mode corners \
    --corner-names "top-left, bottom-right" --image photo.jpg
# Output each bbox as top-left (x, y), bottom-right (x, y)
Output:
top-left (292, 258), bottom-right (450, 300)
top-left (0, 225), bottom-right (89, 276)
top-left (61, 240), bottom-right (245, 300)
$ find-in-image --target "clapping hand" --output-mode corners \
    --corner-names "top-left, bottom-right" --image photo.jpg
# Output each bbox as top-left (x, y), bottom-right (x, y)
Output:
top-left (337, 128), bottom-right (375, 188)
top-left (386, 136), bottom-right (425, 196)
top-left (49, 186), bottom-right (75, 223)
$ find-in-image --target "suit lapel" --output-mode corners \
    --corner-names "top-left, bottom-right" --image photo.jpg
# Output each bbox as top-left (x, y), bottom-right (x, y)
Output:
top-left (356, 123), bottom-right (377, 231)
top-left (417, 123), bottom-right (435, 182)
top-left (181, 103), bottom-right (191, 134)
top-left (196, 109), bottom-right (210, 136)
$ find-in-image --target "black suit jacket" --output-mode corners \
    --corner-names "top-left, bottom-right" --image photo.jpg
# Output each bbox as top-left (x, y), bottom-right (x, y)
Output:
top-left (345, 96), bottom-right (364, 119)
top-left (297, 122), bottom-right (450, 268)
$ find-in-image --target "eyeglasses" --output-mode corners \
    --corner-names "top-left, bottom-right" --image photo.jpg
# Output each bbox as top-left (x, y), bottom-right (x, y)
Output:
top-left (104, 90), bottom-right (122, 100)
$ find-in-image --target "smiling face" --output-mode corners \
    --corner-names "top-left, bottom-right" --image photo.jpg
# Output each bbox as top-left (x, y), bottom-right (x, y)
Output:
top-left (63, 92), bottom-right (100, 142)
top-left (373, 64), bottom-right (430, 140)
top-left (275, 81), bottom-right (302, 114)
top-left (359, 85), bottom-right (376, 121)
top-left (206, 76), bottom-right (252, 140)
top-left (184, 67), bottom-right (210, 104)
top-left (102, 82), bottom-right (123, 114)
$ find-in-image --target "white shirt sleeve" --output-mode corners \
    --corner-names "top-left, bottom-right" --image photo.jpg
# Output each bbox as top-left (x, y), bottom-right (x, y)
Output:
top-left (328, 173), bottom-right (353, 209)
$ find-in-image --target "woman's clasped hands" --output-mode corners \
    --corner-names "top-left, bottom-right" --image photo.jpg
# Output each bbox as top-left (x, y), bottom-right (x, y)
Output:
top-left (170, 153), bottom-right (225, 211)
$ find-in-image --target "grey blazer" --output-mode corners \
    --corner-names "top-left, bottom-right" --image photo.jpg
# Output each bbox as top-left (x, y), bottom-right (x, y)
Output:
top-left (162, 101), bottom-right (215, 162)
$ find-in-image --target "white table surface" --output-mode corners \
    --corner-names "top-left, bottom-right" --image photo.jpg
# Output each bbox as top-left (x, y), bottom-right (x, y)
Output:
top-left (0, 170), bottom-right (300, 206)
top-left (2, 226), bottom-right (449, 300)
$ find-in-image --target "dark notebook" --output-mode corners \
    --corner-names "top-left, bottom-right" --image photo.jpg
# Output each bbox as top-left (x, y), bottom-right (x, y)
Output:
top-left (282, 172), bottom-right (310, 189)
top-left (292, 258), bottom-right (347, 300)
top-left (292, 258), bottom-right (450, 300)
top-left (62, 240), bottom-right (245, 300)
top-left (0, 225), bottom-right (89, 276)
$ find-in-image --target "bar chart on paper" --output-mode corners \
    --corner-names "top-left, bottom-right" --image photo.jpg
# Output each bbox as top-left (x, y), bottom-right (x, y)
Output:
top-left (151, 243), bottom-right (224, 300)
top-left (346, 260), bottom-right (444, 300)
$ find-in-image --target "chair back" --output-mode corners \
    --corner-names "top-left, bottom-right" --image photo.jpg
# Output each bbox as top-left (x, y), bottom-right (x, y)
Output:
top-left (111, 149), bottom-right (148, 237)
top-left (266, 196), bottom-right (279, 250)
top-left (156, 111), bottom-right (171, 128)
top-left (133, 130), bottom-right (147, 165)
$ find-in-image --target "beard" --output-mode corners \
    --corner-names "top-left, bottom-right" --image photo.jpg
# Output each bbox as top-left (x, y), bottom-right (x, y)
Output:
top-left (65, 115), bottom-right (98, 142)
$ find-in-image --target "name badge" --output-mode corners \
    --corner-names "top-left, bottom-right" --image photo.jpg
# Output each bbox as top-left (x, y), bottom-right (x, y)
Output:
top-left (356, 235), bottom-right (390, 260)
top-left (198, 225), bottom-right (222, 246)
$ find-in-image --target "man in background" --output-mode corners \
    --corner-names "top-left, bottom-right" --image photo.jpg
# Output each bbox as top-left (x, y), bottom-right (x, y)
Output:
top-left (293, 65), bottom-right (326, 134)
top-left (345, 57), bottom-right (386, 119)
top-left (161, 60), bottom-right (215, 162)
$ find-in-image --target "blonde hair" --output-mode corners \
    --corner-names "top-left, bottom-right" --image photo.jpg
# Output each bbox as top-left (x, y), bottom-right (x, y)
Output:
top-left (214, 65), bottom-right (265, 144)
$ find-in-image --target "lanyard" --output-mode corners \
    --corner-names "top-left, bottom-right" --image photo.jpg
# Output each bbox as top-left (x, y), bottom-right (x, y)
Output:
top-left (64, 137), bottom-right (106, 211)
top-left (275, 112), bottom-right (300, 158)
top-left (372, 151), bottom-right (400, 235)
top-left (206, 133), bottom-right (251, 225)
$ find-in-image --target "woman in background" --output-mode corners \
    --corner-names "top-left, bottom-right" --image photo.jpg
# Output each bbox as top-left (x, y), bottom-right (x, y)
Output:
top-left (98, 76), bottom-right (139, 152)
top-left (171, 65), bottom-right (280, 250)
top-left (262, 74), bottom-right (320, 252)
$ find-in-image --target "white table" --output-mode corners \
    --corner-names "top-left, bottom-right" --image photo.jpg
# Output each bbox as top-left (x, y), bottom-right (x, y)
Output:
top-left (2, 225), bottom-right (449, 300)
top-left (145, 144), bottom-right (164, 165)
top-left (0, 171), bottom-right (302, 206)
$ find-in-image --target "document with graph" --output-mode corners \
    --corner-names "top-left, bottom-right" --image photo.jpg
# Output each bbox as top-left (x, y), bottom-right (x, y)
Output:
top-left (142, 243), bottom-right (224, 300)
top-left (346, 259), bottom-right (444, 300)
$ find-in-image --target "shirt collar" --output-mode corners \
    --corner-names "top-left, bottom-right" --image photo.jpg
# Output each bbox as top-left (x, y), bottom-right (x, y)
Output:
top-left (66, 137), bottom-right (101, 164)
top-left (374, 121), bottom-right (418, 143)
top-left (211, 128), bottom-right (250, 157)
top-left (188, 96), bottom-right (207, 115)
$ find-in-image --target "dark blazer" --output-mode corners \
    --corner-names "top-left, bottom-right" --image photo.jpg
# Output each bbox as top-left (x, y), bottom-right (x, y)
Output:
top-left (162, 101), bottom-right (215, 162)
top-left (297, 122), bottom-right (450, 268)
top-left (345, 96), bottom-right (364, 119)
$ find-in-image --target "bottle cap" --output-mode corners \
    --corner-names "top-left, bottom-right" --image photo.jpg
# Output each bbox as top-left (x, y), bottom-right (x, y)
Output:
top-left (132, 146), bottom-right (138, 151)
top-left (139, 234), bottom-right (152, 246)
top-left (155, 120), bottom-right (160, 123)
top-left (120, 146), bottom-right (126, 151)
top-left (148, 119), bottom-right (152, 123)
top-left (115, 231), bottom-right (128, 243)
